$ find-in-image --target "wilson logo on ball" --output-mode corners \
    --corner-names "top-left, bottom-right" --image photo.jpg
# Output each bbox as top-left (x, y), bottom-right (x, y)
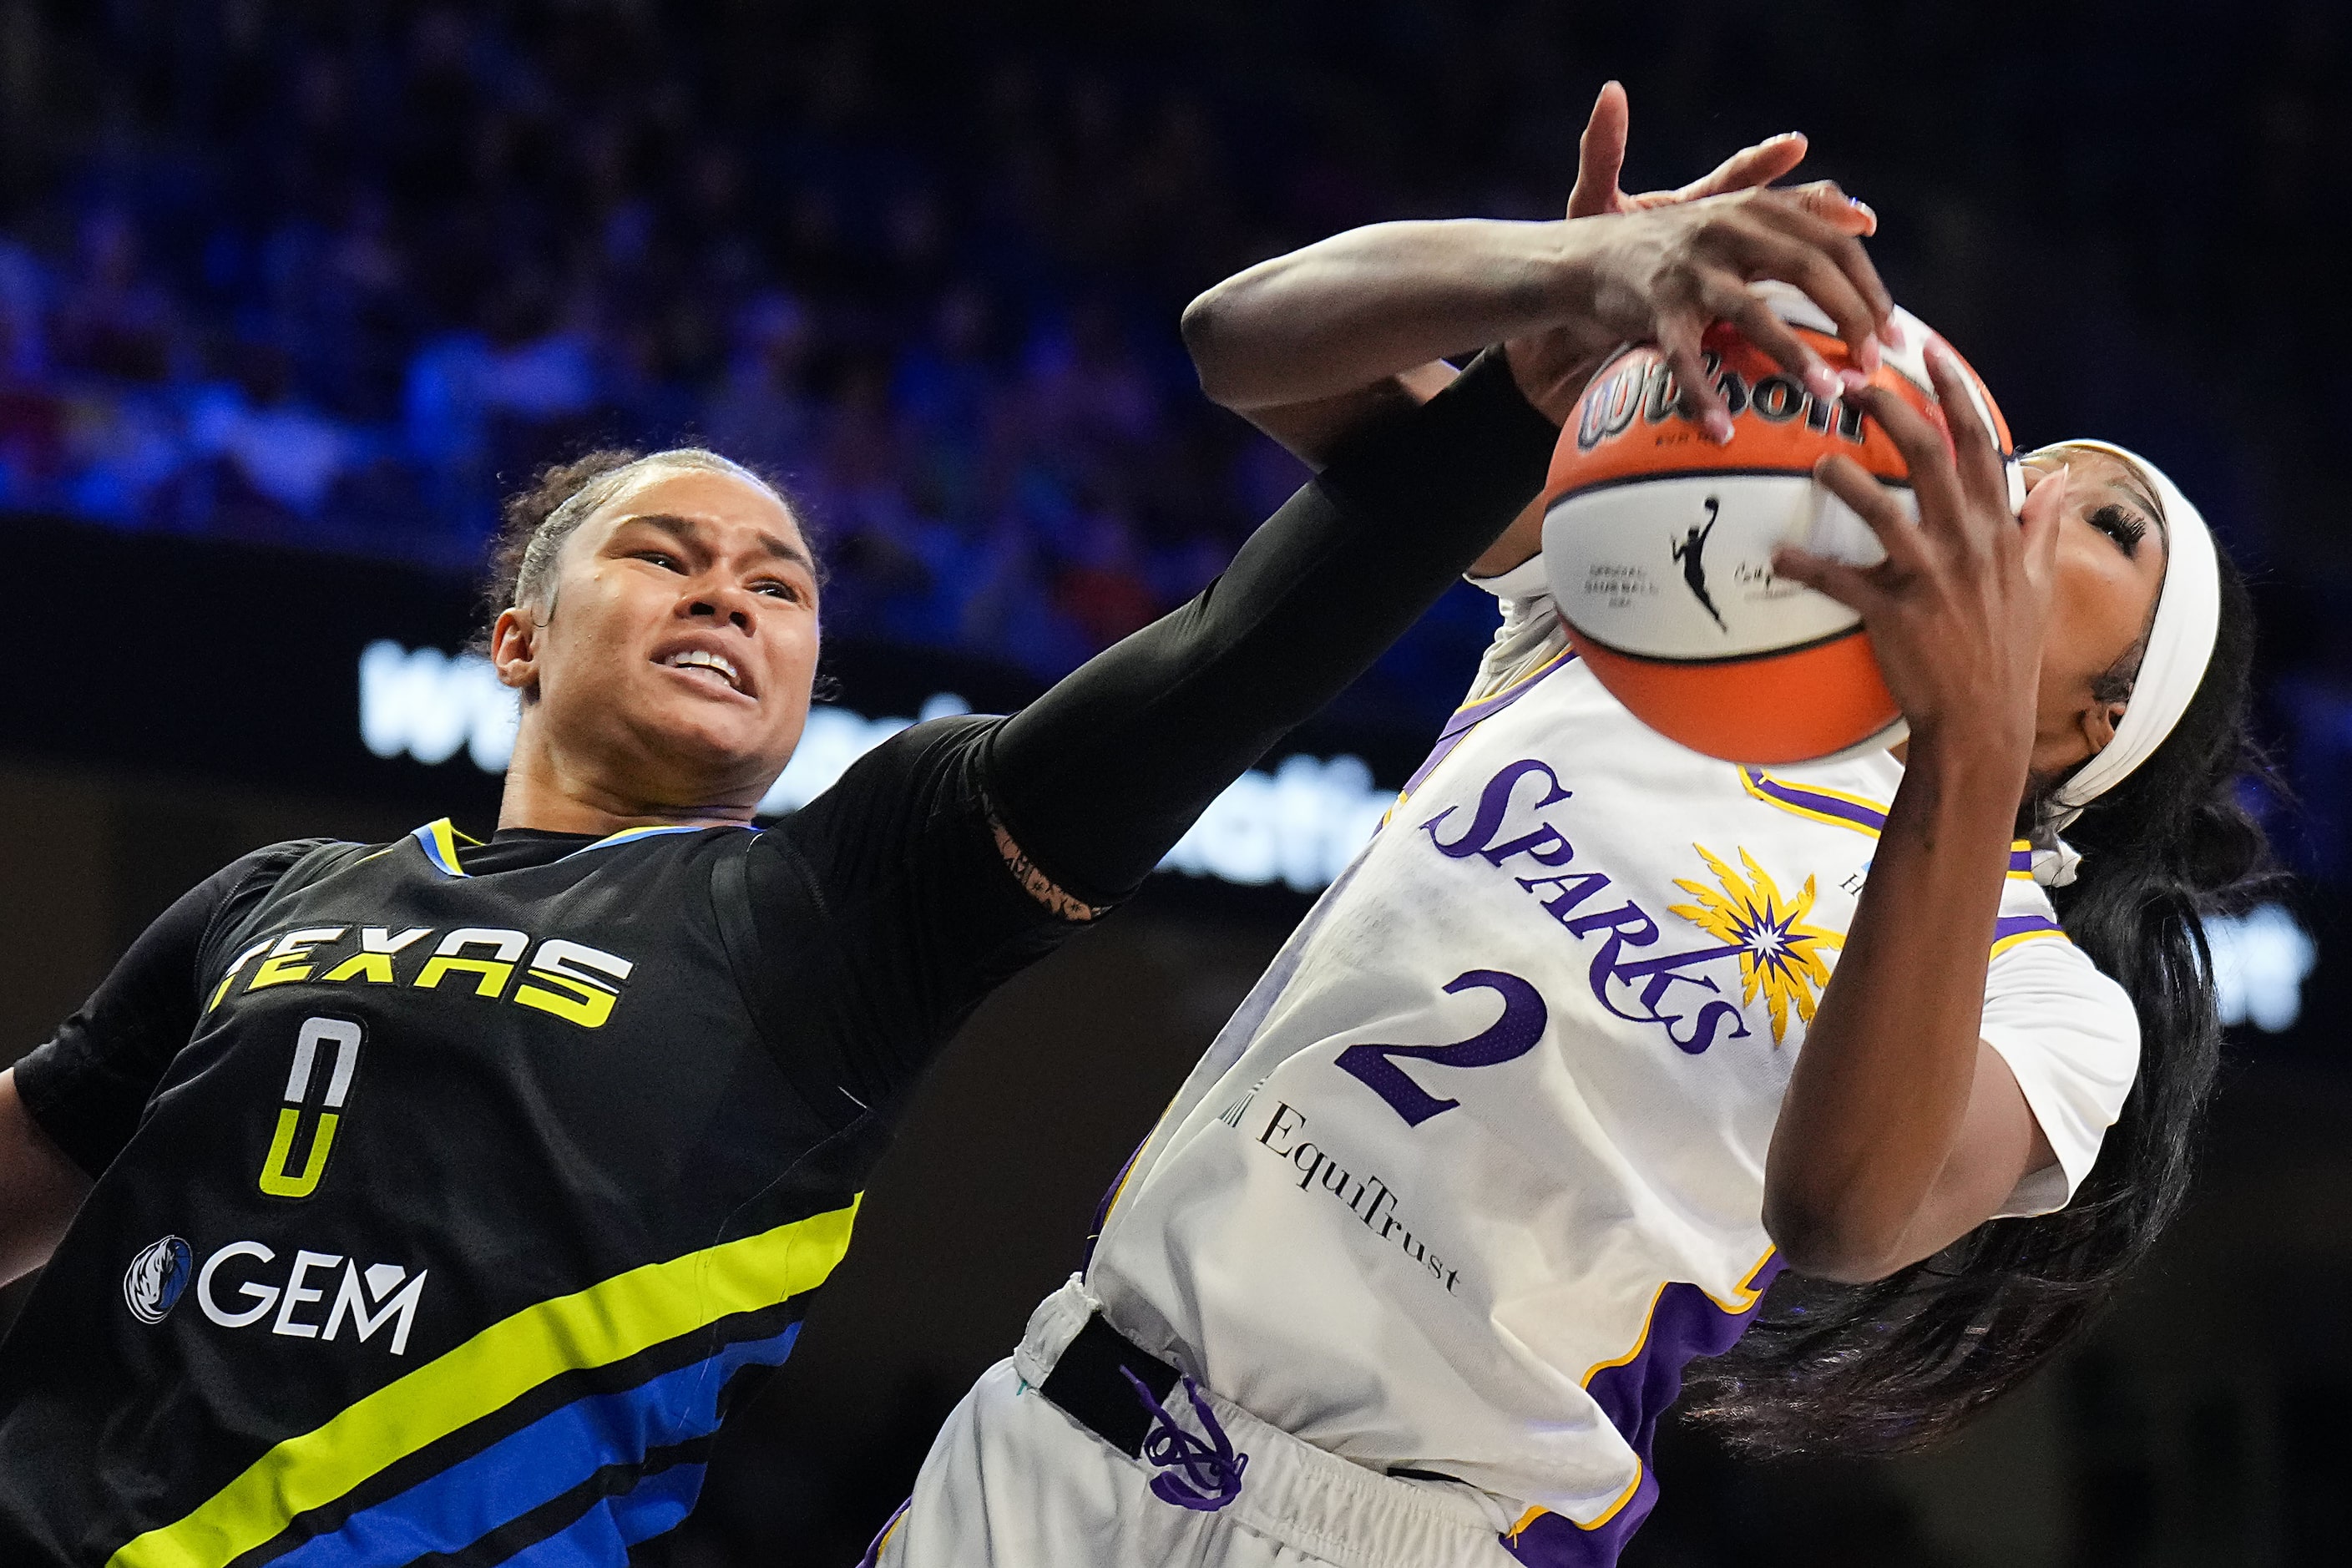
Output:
top-left (1543, 281), bottom-right (2017, 766)
top-left (1576, 352), bottom-right (1867, 454)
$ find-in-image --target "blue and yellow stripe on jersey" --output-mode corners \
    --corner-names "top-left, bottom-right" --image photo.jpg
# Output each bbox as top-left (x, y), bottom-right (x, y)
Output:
top-left (581, 823), bottom-right (721, 852)
top-left (410, 819), bottom-right (476, 878)
top-left (107, 1198), bottom-right (859, 1568)
top-left (407, 819), bottom-right (745, 881)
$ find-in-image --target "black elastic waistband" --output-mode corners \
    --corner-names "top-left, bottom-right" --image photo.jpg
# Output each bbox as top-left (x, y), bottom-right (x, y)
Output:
top-left (1037, 1311), bottom-right (1181, 1457)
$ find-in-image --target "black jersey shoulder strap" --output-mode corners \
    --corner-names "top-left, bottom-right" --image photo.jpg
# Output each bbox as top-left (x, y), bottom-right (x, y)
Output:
top-left (196, 838), bottom-right (373, 980)
top-left (710, 832), bottom-right (873, 1136)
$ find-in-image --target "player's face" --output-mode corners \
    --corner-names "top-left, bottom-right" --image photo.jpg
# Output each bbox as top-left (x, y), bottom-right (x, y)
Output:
top-left (2021, 449), bottom-right (2170, 777)
top-left (518, 468), bottom-right (822, 810)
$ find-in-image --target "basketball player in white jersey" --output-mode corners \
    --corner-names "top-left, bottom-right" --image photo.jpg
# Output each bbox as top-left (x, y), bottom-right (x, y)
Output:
top-left (867, 88), bottom-right (2268, 1568)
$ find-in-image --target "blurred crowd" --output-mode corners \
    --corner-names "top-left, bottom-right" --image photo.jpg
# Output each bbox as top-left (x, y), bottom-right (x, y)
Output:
top-left (0, 0), bottom-right (2348, 881)
top-left (0, 1), bottom-right (1359, 690)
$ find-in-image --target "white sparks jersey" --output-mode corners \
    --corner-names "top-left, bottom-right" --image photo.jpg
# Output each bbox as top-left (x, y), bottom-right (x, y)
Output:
top-left (1084, 559), bottom-right (2139, 1565)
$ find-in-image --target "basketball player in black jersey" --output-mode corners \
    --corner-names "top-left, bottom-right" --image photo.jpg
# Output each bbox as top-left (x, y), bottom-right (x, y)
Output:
top-left (0, 146), bottom-right (1891, 1564)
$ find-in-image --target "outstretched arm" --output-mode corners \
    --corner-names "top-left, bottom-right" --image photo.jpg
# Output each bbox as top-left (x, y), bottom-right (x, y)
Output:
top-left (986, 347), bottom-right (1559, 915)
top-left (755, 369), bottom-right (1549, 1120)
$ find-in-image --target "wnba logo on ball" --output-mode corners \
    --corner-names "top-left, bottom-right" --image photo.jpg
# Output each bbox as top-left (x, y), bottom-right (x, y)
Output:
top-left (1544, 285), bottom-right (2015, 765)
top-left (123, 1235), bottom-right (195, 1324)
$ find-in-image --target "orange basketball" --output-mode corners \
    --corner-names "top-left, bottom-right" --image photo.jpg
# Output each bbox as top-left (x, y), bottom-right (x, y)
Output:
top-left (1540, 282), bottom-right (2017, 765)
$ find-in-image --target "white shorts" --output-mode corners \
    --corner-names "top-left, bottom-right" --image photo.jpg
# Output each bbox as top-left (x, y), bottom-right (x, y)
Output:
top-left (864, 1277), bottom-right (1519, 1568)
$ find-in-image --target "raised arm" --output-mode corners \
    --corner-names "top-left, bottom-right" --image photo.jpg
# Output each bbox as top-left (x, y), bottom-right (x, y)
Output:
top-left (1761, 351), bottom-right (2071, 1282)
top-left (1182, 86), bottom-right (1893, 576)
top-left (1186, 96), bottom-right (1887, 435)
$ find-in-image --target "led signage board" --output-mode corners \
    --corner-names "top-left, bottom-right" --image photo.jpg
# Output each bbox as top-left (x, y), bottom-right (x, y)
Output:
top-left (358, 642), bottom-right (1394, 893)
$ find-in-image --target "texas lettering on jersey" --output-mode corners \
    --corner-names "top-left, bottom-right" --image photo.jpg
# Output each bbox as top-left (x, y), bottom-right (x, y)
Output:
top-left (205, 923), bottom-right (636, 1029)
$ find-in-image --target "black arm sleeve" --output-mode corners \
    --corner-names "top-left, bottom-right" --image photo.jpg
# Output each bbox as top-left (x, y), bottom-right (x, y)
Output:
top-left (986, 346), bottom-right (1558, 906)
top-left (735, 352), bottom-right (1552, 1120)
top-left (750, 716), bottom-right (1070, 1120)
top-left (9, 843), bottom-right (313, 1176)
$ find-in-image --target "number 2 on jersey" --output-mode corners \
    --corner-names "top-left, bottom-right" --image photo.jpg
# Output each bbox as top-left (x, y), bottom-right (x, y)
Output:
top-left (1335, 969), bottom-right (1546, 1127)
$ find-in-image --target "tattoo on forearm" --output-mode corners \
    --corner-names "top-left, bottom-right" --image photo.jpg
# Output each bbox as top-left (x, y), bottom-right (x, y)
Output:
top-left (991, 814), bottom-right (1110, 923)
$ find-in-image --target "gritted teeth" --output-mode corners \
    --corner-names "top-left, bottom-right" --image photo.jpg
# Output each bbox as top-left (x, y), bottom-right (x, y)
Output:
top-left (664, 648), bottom-right (744, 691)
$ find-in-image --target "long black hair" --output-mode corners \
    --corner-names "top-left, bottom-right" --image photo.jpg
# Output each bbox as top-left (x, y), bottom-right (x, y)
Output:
top-left (1684, 544), bottom-right (2275, 1454)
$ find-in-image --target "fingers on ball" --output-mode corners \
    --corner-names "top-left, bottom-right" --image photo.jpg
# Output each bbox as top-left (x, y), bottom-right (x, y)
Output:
top-left (1924, 344), bottom-right (2007, 503)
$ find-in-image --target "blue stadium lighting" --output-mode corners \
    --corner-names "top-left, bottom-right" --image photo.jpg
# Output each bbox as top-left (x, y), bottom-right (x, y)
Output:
top-left (2205, 902), bottom-right (2318, 1034)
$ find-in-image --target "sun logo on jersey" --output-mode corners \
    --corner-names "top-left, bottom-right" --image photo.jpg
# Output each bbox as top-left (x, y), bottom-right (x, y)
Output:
top-left (1668, 846), bottom-right (1844, 1044)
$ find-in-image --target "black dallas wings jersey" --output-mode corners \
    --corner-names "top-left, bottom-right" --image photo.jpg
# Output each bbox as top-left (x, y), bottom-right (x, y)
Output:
top-left (0, 718), bottom-right (1065, 1568)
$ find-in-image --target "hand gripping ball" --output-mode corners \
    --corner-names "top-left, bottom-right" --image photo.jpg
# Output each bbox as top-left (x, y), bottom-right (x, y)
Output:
top-left (1540, 281), bottom-right (2021, 765)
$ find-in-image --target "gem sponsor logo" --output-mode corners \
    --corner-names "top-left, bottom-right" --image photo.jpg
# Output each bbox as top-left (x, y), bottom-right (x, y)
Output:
top-left (192, 1239), bottom-right (428, 1356)
top-left (123, 1235), bottom-right (195, 1324)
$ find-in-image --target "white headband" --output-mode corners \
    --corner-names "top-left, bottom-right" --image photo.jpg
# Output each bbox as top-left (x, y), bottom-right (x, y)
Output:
top-left (2043, 440), bottom-right (2222, 833)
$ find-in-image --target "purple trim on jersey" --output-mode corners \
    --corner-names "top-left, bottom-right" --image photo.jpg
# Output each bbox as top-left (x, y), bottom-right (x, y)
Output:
top-left (855, 1498), bottom-right (912, 1567)
top-left (1993, 913), bottom-right (2065, 944)
top-left (1501, 1474), bottom-right (1654, 1565)
top-left (1500, 1257), bottom-right (1786, 1567)
top-left (1080, 1133), bottom-right (1152, 1272)
top-left (2008, 845), bottom-right (2035, 875)
top-left (1400, 651), bottom-right (1578, 799)
top-left (1738, 769), bottom-right (1889, 835)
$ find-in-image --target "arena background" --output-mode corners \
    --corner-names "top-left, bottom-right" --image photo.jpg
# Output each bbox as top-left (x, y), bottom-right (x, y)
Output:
top-left (1, 3), bottom-right (2347, 1563)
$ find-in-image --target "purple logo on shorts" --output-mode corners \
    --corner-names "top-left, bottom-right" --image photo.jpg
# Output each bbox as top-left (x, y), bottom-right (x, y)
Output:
top-left (1124, 1370), bottom-right (1247, 1512)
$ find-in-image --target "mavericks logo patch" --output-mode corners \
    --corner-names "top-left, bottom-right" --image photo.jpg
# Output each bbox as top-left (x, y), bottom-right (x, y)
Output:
top-left (124, 1235), bottom-right (195, 1324)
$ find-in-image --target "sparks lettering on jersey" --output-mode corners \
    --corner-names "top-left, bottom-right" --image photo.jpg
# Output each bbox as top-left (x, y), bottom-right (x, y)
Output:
top-left (1257, 1101), bottom-right (1460, 1294)
top-left (1419, 758), bottom-right (1751, 1055)
top-left (210, 927), bottom-right (635, 1029)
